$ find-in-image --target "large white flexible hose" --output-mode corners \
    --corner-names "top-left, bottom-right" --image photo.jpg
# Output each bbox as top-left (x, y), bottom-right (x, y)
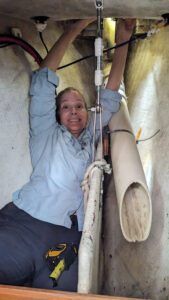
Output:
top-left (109, 99), bottom-right (152, 242)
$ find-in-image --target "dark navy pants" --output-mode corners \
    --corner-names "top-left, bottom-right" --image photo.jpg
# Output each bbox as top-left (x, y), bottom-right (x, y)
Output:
top-left (0, 202), bottom-right (81, 291)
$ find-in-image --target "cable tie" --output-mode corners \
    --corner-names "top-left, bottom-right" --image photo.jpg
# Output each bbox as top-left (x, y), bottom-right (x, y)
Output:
top-left (147, 28), bottom-right (160, 38)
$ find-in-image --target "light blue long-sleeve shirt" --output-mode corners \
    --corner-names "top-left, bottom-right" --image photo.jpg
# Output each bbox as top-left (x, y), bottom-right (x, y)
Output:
top-left (13, 68), bottom-right (122, 231)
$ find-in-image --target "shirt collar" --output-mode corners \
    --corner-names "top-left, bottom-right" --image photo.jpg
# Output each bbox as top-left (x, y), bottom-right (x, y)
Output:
top-left (60, 125), bottom-right (91, 143)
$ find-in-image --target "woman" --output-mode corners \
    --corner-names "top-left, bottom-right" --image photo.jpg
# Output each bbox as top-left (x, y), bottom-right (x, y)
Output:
top-left (0, 18), bottom-right (135, 291)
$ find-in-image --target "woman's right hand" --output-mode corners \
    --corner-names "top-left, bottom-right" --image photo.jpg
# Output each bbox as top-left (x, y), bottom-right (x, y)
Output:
top-left (115, 18), bottom-right (136, 44)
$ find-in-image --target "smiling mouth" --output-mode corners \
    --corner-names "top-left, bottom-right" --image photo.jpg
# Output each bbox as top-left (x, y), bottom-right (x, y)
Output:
top-left (69, 119), bottom-right (81, 123)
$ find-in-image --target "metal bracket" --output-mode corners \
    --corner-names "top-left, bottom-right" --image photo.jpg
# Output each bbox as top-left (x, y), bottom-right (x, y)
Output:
top-left (95, 0), bottom-right (103, 9)
top-left (162, 13), bottom-right (169, 25)
top-left (88, 104), bottom-right (102, 113)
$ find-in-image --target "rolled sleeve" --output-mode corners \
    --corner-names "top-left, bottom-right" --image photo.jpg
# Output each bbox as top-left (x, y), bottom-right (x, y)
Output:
top-left (88, 88), bottom-right (122, 137)
top-left (100, 88), bottom-right (121, 113)
top-left (30, 67), bottom-right (59, 96)
top-left (100, 88), bottom-right (122, 127)
top-left (29, 68), bottom-right (59, 136)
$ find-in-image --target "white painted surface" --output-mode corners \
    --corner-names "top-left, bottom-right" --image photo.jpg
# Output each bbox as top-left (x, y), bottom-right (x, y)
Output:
top-left (0, 0), bottom-right (168, 21)
top-left (1, 13), bottom-right (169, 300)
top-left (0, 17), bottom-right (94, 208)
top-left (0, 48), bottom-right (32, 208)
top-left (103, 26), bottom-right (169, 300)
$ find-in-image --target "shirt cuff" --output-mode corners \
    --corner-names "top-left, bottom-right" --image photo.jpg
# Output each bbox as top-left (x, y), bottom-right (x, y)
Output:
top-left (100, 88), bottom-right (122, 112)
top-left (30, 67), bottom-right (59, 96)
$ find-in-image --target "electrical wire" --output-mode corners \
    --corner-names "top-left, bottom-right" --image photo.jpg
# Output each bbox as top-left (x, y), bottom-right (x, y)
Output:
top-left (107, 128), bottom-right (160, 144)
top-left (39, 32), bottom-right (49, 53)
top-left (136, 129), bottom-right (160, 144)
top-left (0, 32), bottom-right (148, 69)
top-left (107, 129), bottom-right (134, 137)
top-left (0, 42), bottom-right (14, 48)
top-left (58, 33), bottom-right (147, 70)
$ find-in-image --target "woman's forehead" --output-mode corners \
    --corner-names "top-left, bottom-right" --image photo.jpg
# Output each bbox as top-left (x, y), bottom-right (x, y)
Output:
top-left (60, 90), bottom-right (85, 103)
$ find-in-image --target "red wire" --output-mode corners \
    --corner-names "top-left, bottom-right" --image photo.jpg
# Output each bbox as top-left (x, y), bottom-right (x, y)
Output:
top-left (0, 35), bottom-right (42, 65)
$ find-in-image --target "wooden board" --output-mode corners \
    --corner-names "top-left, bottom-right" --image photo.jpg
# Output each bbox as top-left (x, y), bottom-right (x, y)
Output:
top-left (0, 285), bottom-right (150, 300)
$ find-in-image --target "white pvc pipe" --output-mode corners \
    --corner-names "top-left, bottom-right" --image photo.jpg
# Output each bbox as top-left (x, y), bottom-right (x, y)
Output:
top-left (109, 99), bottom-right (152, 242)
top-left (78, 144), bottom-right (103, 294)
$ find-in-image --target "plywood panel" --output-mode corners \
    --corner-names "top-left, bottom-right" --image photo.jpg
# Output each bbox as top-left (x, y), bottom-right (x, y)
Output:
top-left (0, 285), bottom-right (149, 300)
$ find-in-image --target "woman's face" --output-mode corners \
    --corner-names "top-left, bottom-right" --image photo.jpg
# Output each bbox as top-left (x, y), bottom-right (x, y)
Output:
top-left (59, 90), bottom-right (88, 138)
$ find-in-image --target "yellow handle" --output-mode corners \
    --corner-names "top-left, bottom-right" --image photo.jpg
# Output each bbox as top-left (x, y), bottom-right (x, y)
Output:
top-left (49, 259), bottom-right (65, 280)
top-left (46, 243), bottom-right (67, 258)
